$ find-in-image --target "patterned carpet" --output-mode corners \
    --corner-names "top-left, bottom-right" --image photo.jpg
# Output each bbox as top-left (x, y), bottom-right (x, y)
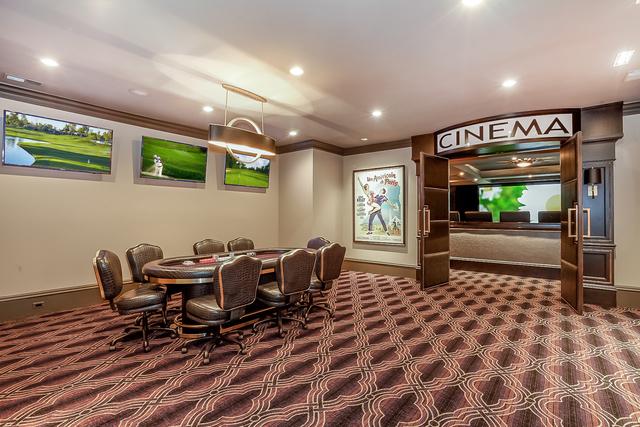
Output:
top-left (1, 270), bottom-right (640, 426)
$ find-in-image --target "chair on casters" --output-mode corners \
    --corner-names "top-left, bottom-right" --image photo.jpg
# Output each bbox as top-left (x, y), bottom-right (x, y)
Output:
top-left (93, 250), bottom-right (176, 352)
top-left (307, 236), bottom-right (330, 250)
top-left (193, 239), bottom-right (226, 255)
top-left (181, 255), bottom-right (262, 364)
top-left (227, 237), bottom-right (254, 252)
top-left (253, 249), bottom-right (316, 337)
top-left (126, 243), bottom-right (179, 319)
top-left (305, 243), bottom-right (346, 321)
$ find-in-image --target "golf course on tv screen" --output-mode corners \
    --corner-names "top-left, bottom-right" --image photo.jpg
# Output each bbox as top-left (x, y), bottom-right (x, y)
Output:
top-left (140, 136), bottom-right (207, 182)
top-left (224, 153), bottom-right (270, 188)
top-left (2, 111), bottom-right (113, 173)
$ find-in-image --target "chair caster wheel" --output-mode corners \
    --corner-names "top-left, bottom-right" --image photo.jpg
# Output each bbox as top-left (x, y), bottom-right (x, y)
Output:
top-left (143, 341), bottom-right (150, 352)
top-left (238, 332), bottom-right (244, 340)
top-left (181, 347), bottom-right (188, 354)
top-left (278, 332), bottom-right (285, 338)
top-left (109, 345), bottom-right (116, 351)
top-left (239, 349), bottom-right (247, 355)
top-left (203, 358), bottom-right (210, 365)
top-left (170, 333), bottom-right (178, 339)
top-left (302, 323), bottom-right (308, 330)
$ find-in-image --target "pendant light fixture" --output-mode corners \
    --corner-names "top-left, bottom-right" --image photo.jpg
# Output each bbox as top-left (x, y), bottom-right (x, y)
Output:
top-left (208, 83), bottom-right (276, 163)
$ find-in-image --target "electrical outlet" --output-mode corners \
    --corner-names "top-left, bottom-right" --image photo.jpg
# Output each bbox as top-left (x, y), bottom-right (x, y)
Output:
top-left (32, 301), bottom-right (45, 308)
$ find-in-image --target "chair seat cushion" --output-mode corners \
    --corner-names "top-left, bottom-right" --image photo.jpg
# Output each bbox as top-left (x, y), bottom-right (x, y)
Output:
top-left (114, 287), bottom-right (164, 312)
top-left (257, 282), bottom-right (287, 304)
top-left (186, 296), bottom-right (229, 322)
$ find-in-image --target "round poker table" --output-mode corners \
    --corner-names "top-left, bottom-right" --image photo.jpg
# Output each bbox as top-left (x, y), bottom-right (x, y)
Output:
top-left (142, 248), bottom-right (295, 337)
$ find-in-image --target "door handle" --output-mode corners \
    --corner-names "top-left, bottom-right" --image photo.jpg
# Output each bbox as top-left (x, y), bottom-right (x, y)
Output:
top-left (423, 206), bottom-right (431, 235)
top-left (583, 208), bottom-right (591, 238)
top-left (567, 205), bottom-right (578, 242)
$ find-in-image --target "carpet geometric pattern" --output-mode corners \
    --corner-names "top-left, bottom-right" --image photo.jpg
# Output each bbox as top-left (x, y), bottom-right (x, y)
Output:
top-left (1, 270), bottom-right (640, 426)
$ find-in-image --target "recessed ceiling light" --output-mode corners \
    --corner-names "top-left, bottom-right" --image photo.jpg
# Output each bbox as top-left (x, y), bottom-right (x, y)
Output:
top-left (613, 50), bottom-right (635, 67)
top-left (360, 137), bottom-right (368, 141)
top-left (625, 69), bottom-right (640, 81)
top-left (40, 57), bottom-right (59, 67)
top-left (5, 74), bottom-right (26, 83)
top-left (288, 130), bottom-right (299, 137)
top-left (473, 178), bottom-right (479, 182)
top-left (528, 174), bottom-right (533, 179)
top-left (459, 172), bottom-right (465, 176)
top-left (462, 0), bottom-right (483, 6)
top-left (371, 109), bottom-right (382, 118)
top-left (289, 66), bottom-right (304, 76)
top-left (129, 88), bottom-right (148, 96)
top-left (502, 79), bottom-right (517, 88)
top-left (512, 157), bottom-right (535, 168)
top-left (202, 105), bottom-right (214, 113)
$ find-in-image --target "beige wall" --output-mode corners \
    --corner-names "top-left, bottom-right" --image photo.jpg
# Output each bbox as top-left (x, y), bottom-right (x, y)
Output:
top-left (342, 147), bottom-right (417, 267)
top-left (312, 149), bottom-right (343, 242)
top-left (278, 149), bottom-right (313, 247)
top-left (0, 98), bottom-right (279, 298)
top-left (615, 113), bottom-right (640, 293)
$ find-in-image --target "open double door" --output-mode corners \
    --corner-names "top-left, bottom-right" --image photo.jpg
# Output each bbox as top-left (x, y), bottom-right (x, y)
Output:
top-left (418, 132), bottom-right (586, 314)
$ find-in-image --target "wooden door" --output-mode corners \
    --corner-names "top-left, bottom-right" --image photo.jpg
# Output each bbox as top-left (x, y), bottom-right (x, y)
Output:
top-left (419, 153), bottom-right (450, 289)
top-left (560, 132), bottom-right (585, 314)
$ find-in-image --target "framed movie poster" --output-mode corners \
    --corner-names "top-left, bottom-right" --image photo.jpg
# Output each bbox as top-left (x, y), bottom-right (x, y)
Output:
top-left (353, 165), bottom-right (406, 245)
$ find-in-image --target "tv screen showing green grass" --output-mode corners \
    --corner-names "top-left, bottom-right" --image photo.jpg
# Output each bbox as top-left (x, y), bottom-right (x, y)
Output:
top-left (479, 183), bottom-right (560, 222)
top-left (224, 153), bottom-right (270, 188)
top-left (140, 136), bottom-right (208, 183)
top-left (2, 110), bottom-right (113, 174)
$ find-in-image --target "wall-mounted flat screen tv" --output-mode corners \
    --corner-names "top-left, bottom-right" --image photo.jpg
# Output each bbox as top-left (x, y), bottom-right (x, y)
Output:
top-left (224, 152), bottom-right (270, 188)
top-left (140, 136), bottom-right (208, 183)
top-left (479, 183), bottom-right (560, 222)
top-left (2, 110), bottom-right (113, 174)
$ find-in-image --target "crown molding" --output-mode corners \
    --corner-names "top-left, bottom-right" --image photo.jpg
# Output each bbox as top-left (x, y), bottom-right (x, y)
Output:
top-left (623, 100), bottom-right (640, 116)
top-left (277, 138), bottom-right (411, 157)
top-left (0, 83), bottom-right (208, 140)
top-left (343, 139), bottom-right (411, 156)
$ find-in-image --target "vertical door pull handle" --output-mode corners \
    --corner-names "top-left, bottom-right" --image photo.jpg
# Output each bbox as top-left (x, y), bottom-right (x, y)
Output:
top-left (583, 208), bottom-right (591, 238)
top-left (423, 207), bottom-right (431, 234)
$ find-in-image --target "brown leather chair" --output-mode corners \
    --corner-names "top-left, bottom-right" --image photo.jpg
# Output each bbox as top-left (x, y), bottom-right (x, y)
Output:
top-left (538, 211), bottom-right (561, 223)
top-left (307, 236), bottom-right (330, 250)
top-left (182, 255), bottom-right (262, 364)
top-left (450, 211), bottom-right (461, 222)
top-left (500, 211), bottom-right (531, 223)
top-left (305, 243), bottom-right (346, 321)
top-left (253, 249), bottom-right (316, 337)
top-left (126, 243), bottom-right (163, 285)
top-left (227, 237), bottom-right (254, 252)
top-left (464, 211), bottom-right (493, 222)
top-left (93, 250), bottom-right (175, 352)
top-left (193, 239), bottom-right (226, 255)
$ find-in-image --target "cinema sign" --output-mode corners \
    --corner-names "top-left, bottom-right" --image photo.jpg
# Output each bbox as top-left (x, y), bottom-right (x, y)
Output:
top-left (435, 111), bottom-right (576, 154)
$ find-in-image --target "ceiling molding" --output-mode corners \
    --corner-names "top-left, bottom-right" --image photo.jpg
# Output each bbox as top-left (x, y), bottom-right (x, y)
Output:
top-left (343, 139), bottom-right (411, 156)
top-left (0, 83), bottom-right (208, 140)
top-left (623, 101), bottom-right (640, 116)
top-left (276, 139), bottom-right (344, 155)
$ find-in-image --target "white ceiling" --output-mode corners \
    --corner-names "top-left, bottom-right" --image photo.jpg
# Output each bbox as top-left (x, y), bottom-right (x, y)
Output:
top-left (0, 0), bottom-right (639, 148)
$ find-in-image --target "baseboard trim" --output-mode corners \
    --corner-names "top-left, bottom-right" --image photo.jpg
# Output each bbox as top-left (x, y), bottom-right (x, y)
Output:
top-left (343, 258), bottom-right (416, 279)
top-left (450, 258), bottom-right (561, 280)
top-left (616, 285), bottom-right (640, 309)
top-left (0, 282), bottom-right (137, 323)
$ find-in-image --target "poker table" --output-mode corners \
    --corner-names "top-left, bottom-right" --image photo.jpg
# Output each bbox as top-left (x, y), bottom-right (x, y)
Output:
top-left (142, 248), bottom-right (294, 337)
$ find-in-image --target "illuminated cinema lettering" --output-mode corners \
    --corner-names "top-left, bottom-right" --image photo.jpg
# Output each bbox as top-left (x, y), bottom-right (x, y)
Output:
top-left (435, 113), bottom-right (574, 154)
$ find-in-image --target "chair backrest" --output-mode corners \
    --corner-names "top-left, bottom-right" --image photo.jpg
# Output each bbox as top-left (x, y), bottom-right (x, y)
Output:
top-left (213, 255), bottom-right (262, 312)
top-left (449, 211), bottom-right (461, 222)
top-left (538, 210), bottom-right (561, 223)
top-left (126, 243), bottom-right (163, 283)
top-left (464, 211), bottom-right (493, 222)
top-left (315, 243), bottom-right (346, 288)
top-left (500, 211), bottom-right (531, 223)
top-left (307, 236), bottom-right (330, 250)
top-left (276, 249), bottom-right (316, 296)
top-left (193, 239), bottom-right (226, 255)
top-left (227, 237), bottom-right (255, 252)
top-left (93, 249), bottom-right (124, 308)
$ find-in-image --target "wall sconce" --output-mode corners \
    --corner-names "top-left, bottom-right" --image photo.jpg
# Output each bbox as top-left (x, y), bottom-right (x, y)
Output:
top-left (585, 167), bottom-right (602, 199)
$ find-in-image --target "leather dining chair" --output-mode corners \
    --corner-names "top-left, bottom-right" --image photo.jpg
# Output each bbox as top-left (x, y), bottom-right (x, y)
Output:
top-left (305, 243), bottom-right (346, 321)
top-left (181, 255), bottom-right (262, 364)
top-left (227, 237), bottom-right (255, 252)
top-left (93, 249), bottom-right (175, 352)
top-left (193, 239), bottom-right (226, 255)
top-left (253, 249), bottom-right (316, 337)
top-left (307, 236), bottom-right (330, 250)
